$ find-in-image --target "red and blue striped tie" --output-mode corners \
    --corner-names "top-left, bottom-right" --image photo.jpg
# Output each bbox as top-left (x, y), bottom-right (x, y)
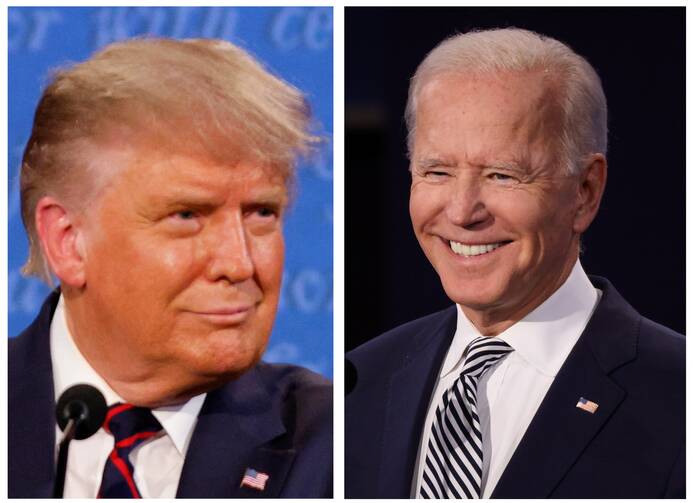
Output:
top-left (98, 403), bottom-right (162, 498)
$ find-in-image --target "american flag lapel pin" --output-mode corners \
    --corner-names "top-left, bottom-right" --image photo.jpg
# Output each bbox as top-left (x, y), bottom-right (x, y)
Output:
top-left (241, 467), bottom-right (270, 491)
top-left (576, 397), bottom-right (599, 414)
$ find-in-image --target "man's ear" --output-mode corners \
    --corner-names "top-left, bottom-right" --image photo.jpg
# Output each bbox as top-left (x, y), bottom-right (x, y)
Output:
top-left (35, 196), bottom-right (87, 288)
top-left (573, 153), bottom-right (607, 234)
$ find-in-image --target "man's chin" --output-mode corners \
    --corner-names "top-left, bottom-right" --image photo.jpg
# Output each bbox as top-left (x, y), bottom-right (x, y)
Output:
top-left (440, 275), bottom-right (509, 307)
top-left (197, 344), bottom-right (268, 380)
top-left (124, 356), bottom-right (263, 407)
top-left (128, 373), bottom-right (240, 408)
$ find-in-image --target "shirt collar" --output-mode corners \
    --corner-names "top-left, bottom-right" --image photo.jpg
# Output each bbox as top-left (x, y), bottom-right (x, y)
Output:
top-left (442, 259), bottom-right (599, 378)
top-left (50, 295), bottom-right (206, 454)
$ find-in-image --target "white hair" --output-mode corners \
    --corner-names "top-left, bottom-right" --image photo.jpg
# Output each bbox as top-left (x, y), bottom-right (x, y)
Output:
top-left (405, 28), bottom-right (607, 174)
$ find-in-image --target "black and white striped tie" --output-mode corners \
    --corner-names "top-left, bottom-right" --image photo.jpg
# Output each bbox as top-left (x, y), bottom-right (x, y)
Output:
top-left (419, 336), bottom-right (513, 499)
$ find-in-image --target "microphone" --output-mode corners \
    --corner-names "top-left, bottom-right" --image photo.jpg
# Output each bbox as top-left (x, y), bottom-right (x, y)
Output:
top-left (53, 384), bottom-right (107, 498)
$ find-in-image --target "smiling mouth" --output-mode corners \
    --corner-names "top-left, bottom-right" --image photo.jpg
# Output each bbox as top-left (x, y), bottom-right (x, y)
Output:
top-left (449, 240), bottom-right (512, 257)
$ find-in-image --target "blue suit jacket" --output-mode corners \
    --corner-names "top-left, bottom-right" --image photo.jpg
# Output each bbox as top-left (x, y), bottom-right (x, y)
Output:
top-left (346, 277), bottom-right (684, 498)
top-left (9, 291), bottom-right (333, 498)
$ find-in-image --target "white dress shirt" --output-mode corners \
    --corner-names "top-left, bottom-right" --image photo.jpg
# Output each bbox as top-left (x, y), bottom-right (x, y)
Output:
top-left (51, 295), bottom-right (206, 498)
top-left (411, 260), bottom-right (600, 498)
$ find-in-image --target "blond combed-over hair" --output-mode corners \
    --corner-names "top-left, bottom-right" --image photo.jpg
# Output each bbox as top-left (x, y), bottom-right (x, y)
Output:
top-left (405, 28), bottom-right (607, 174)
top-left (21, 37), bottom-right (317, 283)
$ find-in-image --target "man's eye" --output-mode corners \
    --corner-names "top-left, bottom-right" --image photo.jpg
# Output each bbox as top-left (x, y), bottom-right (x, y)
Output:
top-left (175, 210), bottom-right (197, 220)
top-left (255, 206), bottom-right (279, 218)
top-left (489, 172), bottom-right (517, 183)
top-left (164, 209), bottom-right (203, 234)
top-left (425, 170), bottom-right (451, 178)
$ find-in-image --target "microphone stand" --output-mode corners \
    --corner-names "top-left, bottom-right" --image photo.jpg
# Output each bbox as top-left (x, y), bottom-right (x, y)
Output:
top-left (53, 418), bottom-right (79, 498)
top-left (53, 384), bottom-right (107, 498)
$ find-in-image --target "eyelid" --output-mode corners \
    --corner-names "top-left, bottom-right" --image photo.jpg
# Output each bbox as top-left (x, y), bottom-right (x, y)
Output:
top-left (255, 207), bottom-right (277, 216)
top-left (174, 209), bottom-right (198, 218)
top-left (168, 201), bottom-right (215, 215)
top-left (488, 172), bottom-right (520, 184)
top-left (162, 210), bottom-right (203, 234)
top-left (484, 161), bottom-right (524, 173)
top-left (245, 202), bottom-right (283, 218)
top-left (417, 160), bottom-right (455, 171)
top-left (416, 163), bottom-right (455, 174)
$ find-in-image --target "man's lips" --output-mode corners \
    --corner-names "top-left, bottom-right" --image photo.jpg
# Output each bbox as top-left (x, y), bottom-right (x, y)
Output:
top-left (197, 305), bottom-right (254, 315)
top-left (184, 305), bottom-right (256, 325)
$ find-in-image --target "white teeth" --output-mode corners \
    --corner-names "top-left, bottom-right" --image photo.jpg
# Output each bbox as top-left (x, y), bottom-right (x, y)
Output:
top-left (450, 241), bottom-right (503, 257)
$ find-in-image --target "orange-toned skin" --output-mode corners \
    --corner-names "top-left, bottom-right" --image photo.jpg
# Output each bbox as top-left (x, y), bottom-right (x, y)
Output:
top-left (39, 149), bottom-right (287, 407)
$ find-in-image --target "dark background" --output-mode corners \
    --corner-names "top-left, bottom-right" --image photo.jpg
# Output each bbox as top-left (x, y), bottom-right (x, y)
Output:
top-left (346, 7), bottom-right (685, 351)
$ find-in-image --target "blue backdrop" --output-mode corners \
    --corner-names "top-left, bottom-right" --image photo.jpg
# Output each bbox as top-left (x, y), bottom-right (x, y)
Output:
top-left (8, 7), bottom-right (333, 377)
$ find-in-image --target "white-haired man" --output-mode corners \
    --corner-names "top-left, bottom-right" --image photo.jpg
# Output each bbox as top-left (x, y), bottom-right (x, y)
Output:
top-left (10, 38), bottom-right (332, 498)
top-left (346, 28), bottom-right (683, 498)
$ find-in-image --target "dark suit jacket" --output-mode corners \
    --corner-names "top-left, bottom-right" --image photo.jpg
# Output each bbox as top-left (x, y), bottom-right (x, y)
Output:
top-left (9, 291), bottom-right (333, 498)
top-left (346, 277), bottom-right (684, 498)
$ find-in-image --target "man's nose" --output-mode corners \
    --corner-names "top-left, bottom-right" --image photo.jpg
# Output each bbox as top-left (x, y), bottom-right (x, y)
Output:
top-left (205, 213), bottom-right (255, 283)
top-left (445, 176), bottom-right (491, 228)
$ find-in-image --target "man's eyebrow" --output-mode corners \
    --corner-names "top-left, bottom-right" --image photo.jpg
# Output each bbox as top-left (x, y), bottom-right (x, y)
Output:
top-left (249, 189), bottom-right (290, 208)
top-left (475, 159), bottom-right (528, 172)
top-left (414, 158), bottom-right (458, 169)
top-left (153, 188), bottom-right (225, 206)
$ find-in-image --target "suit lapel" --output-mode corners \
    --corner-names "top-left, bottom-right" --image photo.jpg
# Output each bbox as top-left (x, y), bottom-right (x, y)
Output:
top-left (491, 335), bottom-right (625, 497)
top-left (12, 291), bottom-right (296, 498)
top-left (9, 290), bottom-right (60, 497)
top-left (176, 365), bottom-right (295, 498)
top-left (377, 307), bottom-right (457, 497)
top-left (492, 277), bottom-right (637, 498)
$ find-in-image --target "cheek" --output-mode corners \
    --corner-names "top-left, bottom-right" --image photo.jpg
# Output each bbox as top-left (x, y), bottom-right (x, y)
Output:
top-left (146, 242), bottom-right (209, 301)
top-left (155, 239), bottom-right (210, 277)
top-left (495, 191), bottom-right (573, 263)
top-left (253, 234), bottom-right (284, 293)
top-left (490, 194), bottom-right (546, 255)
top-left (492, 187), bottom-right (545, 229)
top-left (131, 238), bottom-right (200, 275)
top-left (409, 185), bottom-right (438, 231)
top-left (91, 232), bottom-right (204, 305)
top-left (159, 246), bottom-right (188, 270)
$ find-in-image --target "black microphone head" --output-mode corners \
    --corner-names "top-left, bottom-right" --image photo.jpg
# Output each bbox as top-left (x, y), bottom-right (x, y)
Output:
top-left (56, 384), bottom-right (108, 440)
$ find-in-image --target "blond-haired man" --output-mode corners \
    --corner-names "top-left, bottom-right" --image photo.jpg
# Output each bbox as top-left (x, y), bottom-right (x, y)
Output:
top-left (10, 38), bottom-right (331, 498)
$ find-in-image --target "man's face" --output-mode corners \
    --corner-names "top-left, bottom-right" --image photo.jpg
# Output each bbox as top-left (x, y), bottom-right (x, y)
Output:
top-left (409, 72), bottom-right (582, 329)
top-left (76, 148), bottom-right (286, 403)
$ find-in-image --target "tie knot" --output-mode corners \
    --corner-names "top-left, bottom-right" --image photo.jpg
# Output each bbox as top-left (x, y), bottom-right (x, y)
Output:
top-left (461, 336), bottom-right (513, 379)
top-left (103, 403), bottom-right (162, 444)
